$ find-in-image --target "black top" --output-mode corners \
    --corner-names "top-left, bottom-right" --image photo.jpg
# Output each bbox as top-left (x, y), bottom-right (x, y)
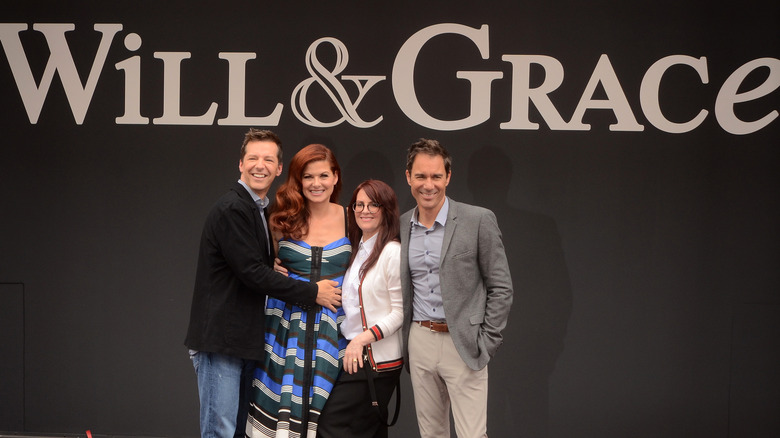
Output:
top-left (184, 182), bottom-right (318, 361)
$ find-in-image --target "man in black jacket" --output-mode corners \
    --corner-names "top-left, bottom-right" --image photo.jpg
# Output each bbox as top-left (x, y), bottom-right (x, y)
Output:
top-left (185, 129), bottom-right (342, 438)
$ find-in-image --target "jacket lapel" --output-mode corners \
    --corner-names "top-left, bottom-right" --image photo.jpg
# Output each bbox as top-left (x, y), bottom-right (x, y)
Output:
top-left (233, 182), bottom-right (271, 262)
top-left (264, 205), bottom-right (275, 260)
top-left (400, 210), bottom-right (412, 284)
top-left (440, 198), bottom-right (457, 266)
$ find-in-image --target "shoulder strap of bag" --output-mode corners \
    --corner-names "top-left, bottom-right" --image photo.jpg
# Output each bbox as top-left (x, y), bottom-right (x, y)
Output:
top-left (363, 350), bottom-right (401, 426)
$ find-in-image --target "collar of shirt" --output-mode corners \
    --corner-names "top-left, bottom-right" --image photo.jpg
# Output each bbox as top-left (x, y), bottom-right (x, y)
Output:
top-left (237, 179), bottom-right (269, 208)
top-left (347, 233), bottom-right (378, 291)
top-left (341, 232), bottom-right (380, 339)
top-left (411, 197), bottom-right (449, 229)
top-left (359, 232), bottom-right (378, 256)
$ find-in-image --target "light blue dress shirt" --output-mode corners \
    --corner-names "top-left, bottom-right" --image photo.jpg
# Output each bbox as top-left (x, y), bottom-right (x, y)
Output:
top-left (409, 198), bottom-right (449, 321)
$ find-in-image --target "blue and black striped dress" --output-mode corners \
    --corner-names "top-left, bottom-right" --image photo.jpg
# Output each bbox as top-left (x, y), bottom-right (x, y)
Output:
top-left (247, 236), bottom-right (351, 438)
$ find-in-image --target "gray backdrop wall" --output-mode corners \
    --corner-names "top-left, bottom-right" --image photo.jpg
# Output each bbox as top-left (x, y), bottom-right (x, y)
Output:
top-left (1, 1), bottom-right (778, 437)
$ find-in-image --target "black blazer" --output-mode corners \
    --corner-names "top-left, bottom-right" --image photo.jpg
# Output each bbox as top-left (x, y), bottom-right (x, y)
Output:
top-left (184, 182), bottom-right (317, 361)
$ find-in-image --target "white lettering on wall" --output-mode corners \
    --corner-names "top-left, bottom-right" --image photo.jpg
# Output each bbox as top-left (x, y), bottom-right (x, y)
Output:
top-left (115, 32), bottom-right (147, 124)
top-left (500, 55), bottom-right (572, 130)
top-left (640, 55), bottom-right (709, 133)
top-left (0, 22), bottom-right (777, 134)
top-left (152, 51), bottom-right (218, 125)
top-left (568, 54), bottom-right (644, 131)
top-left (218, 53), bottom-right (283, 126)
top-left (0, 23), bottom-right (121, 124)
top-left (715, 57), bottom-right (780, 135)
top-left (392, 23), bottom-right (503, 131)
top-left (291, 37), bottom-right (385, 128)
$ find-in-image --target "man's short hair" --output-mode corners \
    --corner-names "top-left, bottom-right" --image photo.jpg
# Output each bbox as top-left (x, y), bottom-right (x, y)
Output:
top-left (241, 128), bottom-right (283, 162)
top-left (406, 138), bottom-right (452, 174)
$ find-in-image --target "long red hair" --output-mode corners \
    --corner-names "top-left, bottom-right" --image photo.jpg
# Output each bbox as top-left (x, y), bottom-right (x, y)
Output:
top-left (270, 144), bottom-right (342, 239)
top-left (347, 179), bottom-right (400, 279)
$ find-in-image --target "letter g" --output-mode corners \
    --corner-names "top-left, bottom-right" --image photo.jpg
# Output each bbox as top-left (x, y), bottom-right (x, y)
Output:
top-left (392, 23), bottom-right (503, 131)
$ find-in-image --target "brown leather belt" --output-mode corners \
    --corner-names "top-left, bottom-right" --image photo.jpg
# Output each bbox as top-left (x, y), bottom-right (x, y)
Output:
top-left (416, 320), bottom-right (449, 333)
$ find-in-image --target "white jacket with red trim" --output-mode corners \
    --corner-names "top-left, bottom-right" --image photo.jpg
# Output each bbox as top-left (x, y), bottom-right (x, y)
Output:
top-left (350, 241), bottom-right (404, 371)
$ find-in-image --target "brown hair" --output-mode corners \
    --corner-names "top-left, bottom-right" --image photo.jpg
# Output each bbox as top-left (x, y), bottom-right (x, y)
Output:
top-left (405, 138), bottom-right (452, 174)
top-left (347, 179), bottom-right (400, 279)
top-left (270, 144), bottom-right (342, 239)
top-left (240, 128), bottom-right (282, 162)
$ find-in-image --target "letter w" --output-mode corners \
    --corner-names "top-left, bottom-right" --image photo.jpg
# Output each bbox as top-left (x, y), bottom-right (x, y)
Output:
top-left (0, 23), bottom-right (121, 124)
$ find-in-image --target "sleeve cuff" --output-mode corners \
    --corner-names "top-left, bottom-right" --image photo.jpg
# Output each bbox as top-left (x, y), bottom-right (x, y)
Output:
top-left (370, 325), bottom-right (383, 341)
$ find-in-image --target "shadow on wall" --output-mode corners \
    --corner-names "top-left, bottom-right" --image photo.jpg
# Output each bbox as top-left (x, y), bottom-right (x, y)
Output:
top-left (467, 146), bottom-right (573, 438)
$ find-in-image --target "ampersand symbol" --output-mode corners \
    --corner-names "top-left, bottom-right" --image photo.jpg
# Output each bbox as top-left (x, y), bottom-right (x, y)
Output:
top-left (291, 37), bottom-right (386, 128)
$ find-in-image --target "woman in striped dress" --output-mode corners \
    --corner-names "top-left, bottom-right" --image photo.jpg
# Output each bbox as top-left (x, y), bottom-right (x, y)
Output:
top-left (246, 144), bottom-right (350, 438)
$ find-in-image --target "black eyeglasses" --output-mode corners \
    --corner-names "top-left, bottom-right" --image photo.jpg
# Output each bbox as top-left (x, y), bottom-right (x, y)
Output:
top-left (352, 202), bottom-right (381, 213)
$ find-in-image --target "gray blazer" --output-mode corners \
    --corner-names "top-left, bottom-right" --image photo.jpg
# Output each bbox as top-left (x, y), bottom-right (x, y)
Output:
top-left (401, 198), bottom-right (514, 371)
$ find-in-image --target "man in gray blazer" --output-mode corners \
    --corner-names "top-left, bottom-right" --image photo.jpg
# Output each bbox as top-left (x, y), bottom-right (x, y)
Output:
top-left (401, 138), bottom-right (514, 438)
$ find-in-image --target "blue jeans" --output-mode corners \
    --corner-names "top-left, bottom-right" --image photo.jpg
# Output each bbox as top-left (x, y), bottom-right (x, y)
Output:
top-left (190, 351), bottom-right (256, 438)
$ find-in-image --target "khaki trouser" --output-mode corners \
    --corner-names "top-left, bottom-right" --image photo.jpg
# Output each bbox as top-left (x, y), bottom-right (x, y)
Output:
top-left (409, 322), bottom-right (489, 438)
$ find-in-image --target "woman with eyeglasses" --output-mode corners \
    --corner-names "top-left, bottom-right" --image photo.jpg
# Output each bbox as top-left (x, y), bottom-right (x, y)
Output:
top-left (246, 144), bottom-right (351, 438)
top-left (317, 179), bottom-right (404, 438)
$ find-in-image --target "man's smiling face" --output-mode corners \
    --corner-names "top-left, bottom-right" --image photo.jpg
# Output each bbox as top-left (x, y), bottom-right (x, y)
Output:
top-left (239, 140), bottom-right (282, 198)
